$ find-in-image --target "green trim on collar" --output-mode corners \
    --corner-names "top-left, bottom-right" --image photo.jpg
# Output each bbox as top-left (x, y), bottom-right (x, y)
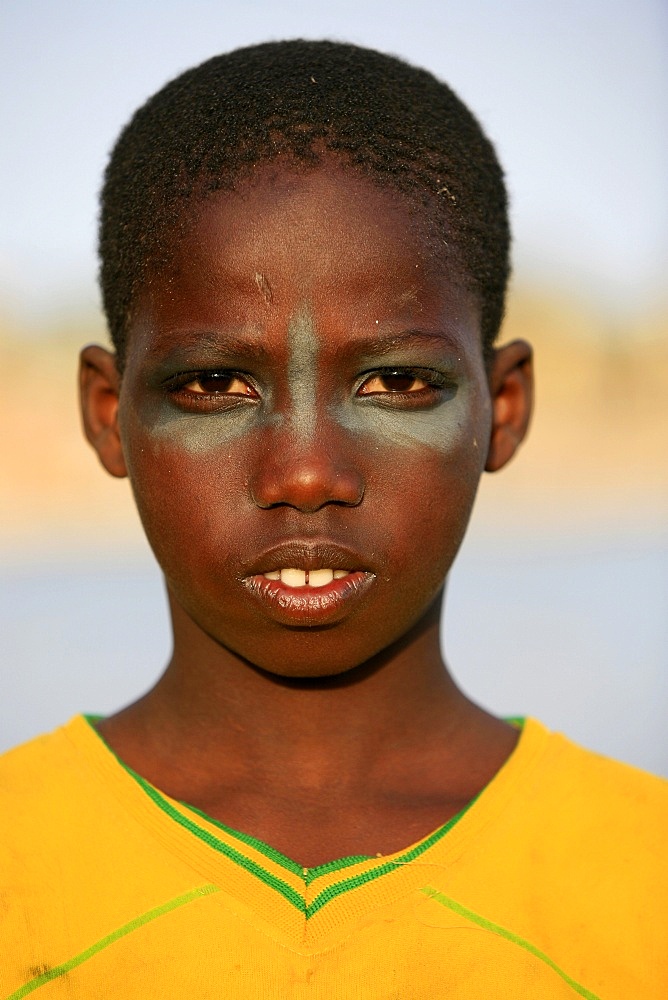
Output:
top-left (83, 714), bottom-right (481, 918)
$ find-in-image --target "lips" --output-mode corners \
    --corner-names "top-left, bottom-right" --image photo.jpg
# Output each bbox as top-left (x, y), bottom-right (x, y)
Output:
top-left (241, 540), bottom-right (376, 626)
top-left (243, 540), bottom-right (368, 576)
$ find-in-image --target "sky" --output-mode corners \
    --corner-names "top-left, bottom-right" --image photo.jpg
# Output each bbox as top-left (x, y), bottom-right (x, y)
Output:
top-left (1, 0), bottom-right (667, 328)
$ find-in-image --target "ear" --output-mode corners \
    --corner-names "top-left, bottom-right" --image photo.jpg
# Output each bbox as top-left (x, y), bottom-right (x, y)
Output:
top-left (485, 339), bottom-right (533, 473)
top-left (79, 345), bottom-right (128, 478)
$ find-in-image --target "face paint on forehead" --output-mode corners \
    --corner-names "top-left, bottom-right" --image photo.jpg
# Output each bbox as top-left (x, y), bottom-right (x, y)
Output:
top-left (286, 304), bottom-right (319, 439)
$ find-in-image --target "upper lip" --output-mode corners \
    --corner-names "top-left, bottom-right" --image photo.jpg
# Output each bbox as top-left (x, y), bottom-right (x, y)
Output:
top-left (242, 540), bottom-right (371, 577)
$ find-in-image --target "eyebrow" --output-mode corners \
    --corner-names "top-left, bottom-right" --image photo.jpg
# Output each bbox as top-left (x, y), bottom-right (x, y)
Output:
top-left (144, 327), bottom-right (465, 369)
top-left (146, 329), bottom-right (272, 364)
top-left (335, 330), bottom-right (464, 359)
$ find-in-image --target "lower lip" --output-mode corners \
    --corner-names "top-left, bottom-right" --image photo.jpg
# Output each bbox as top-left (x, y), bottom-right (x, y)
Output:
top-left (243, 571), bottom-right (375, 625)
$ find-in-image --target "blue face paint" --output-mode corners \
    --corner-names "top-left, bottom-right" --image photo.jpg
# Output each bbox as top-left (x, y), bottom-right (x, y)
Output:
top-left (130, 301), bottom-right (484, 459)
top-left (285, 305), bottom-right (319, 440)
top-left (135, 399), bottom-right (258, 454)
top-left (336, 371), bottom-right (486, 454)
top-left (129, 304), bottom-right (320, 455)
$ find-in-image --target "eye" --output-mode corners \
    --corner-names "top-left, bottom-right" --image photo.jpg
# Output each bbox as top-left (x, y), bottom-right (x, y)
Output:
top-left (181, 373), bottom-right (256, 397)
top-left (357, 370), bottom-right (432, 395)
top-left (163, 370), bottom-right (260, 411)
top-left (354, 366), bottom-right (455, 409)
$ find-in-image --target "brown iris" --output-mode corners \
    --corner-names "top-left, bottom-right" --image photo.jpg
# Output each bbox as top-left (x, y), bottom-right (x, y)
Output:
top-left (183, 373), bottom-right (256, 396)
top-left (359, 370), bottom-right (428, 394)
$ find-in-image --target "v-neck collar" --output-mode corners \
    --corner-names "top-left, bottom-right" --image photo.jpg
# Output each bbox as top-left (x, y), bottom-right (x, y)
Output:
top-left (63, 714), bottom-right (548, 949)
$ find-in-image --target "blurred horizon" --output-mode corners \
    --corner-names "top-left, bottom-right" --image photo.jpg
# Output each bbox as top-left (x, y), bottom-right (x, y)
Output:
top-left (1, 1), bottom-right (666, 773)
top-left (2, 280), bottom-right (666, 558)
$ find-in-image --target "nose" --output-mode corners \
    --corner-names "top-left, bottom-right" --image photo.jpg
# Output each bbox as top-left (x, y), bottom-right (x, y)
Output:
top-left (250, 426), bottom-right (365, 512)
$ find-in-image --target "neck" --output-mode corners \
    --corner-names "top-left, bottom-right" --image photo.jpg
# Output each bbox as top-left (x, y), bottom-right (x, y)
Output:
top-left (96, 588), bottom-right (519, 867)
top-left (103, 590), bottom-right (478, 794)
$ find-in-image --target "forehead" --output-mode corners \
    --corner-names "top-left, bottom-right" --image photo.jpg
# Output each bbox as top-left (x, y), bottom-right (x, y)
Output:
top-left (133, 164), bottom-right (480, 351)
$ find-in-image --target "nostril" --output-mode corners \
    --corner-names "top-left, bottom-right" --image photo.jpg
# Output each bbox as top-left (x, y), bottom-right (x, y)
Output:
top-left (250, 451), bottom-right (365, 512)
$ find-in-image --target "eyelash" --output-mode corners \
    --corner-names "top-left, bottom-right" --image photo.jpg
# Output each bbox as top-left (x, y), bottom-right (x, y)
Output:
top-left (356, 367), bottom-right (451, 399)
top-left (163, 366), bottom-right (452, 410)
top-left (163, 371), bottom-right (260, 409)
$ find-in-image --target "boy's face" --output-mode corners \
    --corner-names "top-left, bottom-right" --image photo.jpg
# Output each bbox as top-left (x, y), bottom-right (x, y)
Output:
top-left (83, 164), bottom-right (531, 678)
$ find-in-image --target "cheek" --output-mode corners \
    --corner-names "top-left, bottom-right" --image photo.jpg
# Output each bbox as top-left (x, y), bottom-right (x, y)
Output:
top-left (366, 429), bottom-right (485, 573)
top-left (118, 407), bottom-right (253, 561)
top-left (364, 394), bottom-right (490, 566)
top-left (118, 387), bottom-right (258, 512)
top-left (380, 443), bottom-right (482, 541)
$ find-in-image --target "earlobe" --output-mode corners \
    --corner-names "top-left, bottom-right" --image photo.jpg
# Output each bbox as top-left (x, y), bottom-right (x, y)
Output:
top-left (79, 345), bottom-right (128, 478)
top-left (485, 339), bottom-right (533, 473)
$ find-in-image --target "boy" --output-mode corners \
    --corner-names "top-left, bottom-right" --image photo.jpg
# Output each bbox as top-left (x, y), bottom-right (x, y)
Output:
top-left (1, 40), bottom-right (665, 998)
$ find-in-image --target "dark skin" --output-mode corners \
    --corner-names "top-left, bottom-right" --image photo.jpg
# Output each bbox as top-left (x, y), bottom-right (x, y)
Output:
top-left (80, 164), bottom-right (532, 867)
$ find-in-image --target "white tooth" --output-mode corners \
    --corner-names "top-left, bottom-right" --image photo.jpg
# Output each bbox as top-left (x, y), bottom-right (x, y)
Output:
top-left (309, 568), bottom-right (334, 588)
top-left (264, 570), bottom-right (280, 581)
top-left (280, 568), bottom-right (307, 587)
top-left (333, 569), bottom-right (349, 579)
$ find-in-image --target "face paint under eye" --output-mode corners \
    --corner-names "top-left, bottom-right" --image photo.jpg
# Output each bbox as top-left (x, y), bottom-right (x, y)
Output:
top-left (128, 304), bottom-right (321, 456)
top-left (131, 374), bottom-right (264, 454)
top-left (335, 379), bottom-right (481, 454)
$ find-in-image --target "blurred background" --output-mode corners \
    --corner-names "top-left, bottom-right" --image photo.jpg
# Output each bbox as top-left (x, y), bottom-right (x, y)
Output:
top-left (1, 0), bottom-right (666, 773)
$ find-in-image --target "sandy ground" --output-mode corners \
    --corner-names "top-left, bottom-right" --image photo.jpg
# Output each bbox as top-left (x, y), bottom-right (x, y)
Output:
top-left (1, 288), bottom-right (666, 559)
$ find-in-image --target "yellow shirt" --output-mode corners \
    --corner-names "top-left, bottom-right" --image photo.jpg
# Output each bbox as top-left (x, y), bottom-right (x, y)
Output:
top-left (1, 716), bottom-right (666, 998)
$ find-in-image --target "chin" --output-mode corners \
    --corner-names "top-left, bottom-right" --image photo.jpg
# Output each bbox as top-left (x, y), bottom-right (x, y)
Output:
top-left (231, 633), bottom-right (385, 683)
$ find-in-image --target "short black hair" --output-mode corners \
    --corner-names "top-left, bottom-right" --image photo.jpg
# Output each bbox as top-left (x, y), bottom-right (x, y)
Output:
top-left (99, 40), bottom-right (510, 363)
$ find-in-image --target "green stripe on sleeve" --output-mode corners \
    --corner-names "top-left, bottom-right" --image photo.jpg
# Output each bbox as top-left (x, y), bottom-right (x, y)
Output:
top-left (5, 884), bottom-right (221, 999)
top-left (420, 887), bottom-right (601, 1000)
